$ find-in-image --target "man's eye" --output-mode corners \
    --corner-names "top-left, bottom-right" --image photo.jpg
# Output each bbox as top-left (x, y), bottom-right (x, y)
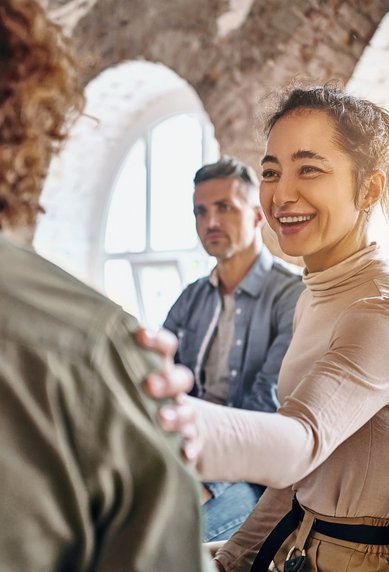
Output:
top-left (193, 208), bottom-right (205, 217)
top-left (219, 203), bottom-right (231, 212)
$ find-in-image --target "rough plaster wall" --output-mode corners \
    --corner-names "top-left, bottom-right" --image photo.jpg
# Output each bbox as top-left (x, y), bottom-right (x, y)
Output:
top-left (44, 0), bottom-right (388, 261)
top-left (46, 0), bottom-right (389, 171)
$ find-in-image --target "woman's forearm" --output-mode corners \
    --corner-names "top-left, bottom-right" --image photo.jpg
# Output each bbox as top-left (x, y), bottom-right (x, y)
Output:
top-left (193, 397), bottom-right (312, 488)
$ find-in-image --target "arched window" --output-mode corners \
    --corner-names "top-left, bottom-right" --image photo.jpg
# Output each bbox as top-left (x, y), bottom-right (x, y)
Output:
top-left (34, 61), bottom-right (218, 328)
top-left (103, 112), bottom-right (217, 328)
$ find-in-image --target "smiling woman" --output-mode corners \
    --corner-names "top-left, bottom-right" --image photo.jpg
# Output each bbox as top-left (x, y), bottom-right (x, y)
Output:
top-left (177, 83), bottom-right (389, 572)
top-left (260, 108), bottom-right (380, 271)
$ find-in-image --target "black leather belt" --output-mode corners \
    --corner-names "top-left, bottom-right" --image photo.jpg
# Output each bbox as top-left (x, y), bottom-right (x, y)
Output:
top-left (251, 497), bottom-right (389, 572)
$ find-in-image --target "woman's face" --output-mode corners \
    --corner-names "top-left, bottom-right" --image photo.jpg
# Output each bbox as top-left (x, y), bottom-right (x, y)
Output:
top-left (260, 109), bottom-right (368, 272)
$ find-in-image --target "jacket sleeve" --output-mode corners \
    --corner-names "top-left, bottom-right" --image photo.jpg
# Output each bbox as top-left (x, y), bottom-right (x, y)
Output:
top-left (242, 278), bottom-right (305, 411)
top-left (163, 292), bottom-right (183, 336)
top-left (80, 311), bottom-right (212, 572)
top-left (163, 288), bottom-right (190, 364)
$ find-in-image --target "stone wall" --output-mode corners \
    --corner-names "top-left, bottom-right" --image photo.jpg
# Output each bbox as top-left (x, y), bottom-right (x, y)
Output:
top-left (41, 0), bottom-right (388, 263)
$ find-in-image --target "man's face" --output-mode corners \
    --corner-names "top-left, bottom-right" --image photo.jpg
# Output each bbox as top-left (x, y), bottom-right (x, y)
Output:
top-left (193, 177), bottom-right (261, 260)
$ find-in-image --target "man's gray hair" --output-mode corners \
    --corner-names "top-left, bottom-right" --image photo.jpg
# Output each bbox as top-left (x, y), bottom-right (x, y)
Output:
top-left (194, 155), bottom-right (259, 191)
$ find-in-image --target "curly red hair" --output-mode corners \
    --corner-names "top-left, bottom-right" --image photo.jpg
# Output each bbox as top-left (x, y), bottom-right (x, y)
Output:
top-left (0, 0), bottom-right (85, 239)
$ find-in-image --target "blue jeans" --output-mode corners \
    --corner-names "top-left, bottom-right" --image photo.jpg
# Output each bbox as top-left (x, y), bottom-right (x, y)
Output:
top-left (202, 481), bottom-right (265, 542)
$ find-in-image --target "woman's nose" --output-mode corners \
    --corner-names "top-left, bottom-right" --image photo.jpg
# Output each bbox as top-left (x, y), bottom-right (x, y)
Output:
top-left (272, 175), bottom-right (299, 206)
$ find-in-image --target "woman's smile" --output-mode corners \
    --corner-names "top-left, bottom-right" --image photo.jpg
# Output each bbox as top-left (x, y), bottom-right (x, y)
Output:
top-left (273, 212), bottom-right (316, 235)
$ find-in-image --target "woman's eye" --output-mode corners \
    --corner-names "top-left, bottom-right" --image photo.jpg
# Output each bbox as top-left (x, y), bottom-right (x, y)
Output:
top-left (300, 165), bottom-right (321, 175)
top-left (262, 170), bottom-right (278, 179)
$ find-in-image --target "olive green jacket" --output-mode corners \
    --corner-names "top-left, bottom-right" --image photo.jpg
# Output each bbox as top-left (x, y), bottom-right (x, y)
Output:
top-left (0, 236), bottom-right (214, 572)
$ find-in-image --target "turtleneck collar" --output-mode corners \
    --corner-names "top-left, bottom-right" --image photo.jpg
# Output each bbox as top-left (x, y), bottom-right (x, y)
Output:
top-left (303, 243), bottom-right (387, 296)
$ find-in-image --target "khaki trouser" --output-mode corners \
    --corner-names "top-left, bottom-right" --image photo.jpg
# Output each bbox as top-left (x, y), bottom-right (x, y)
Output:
top-left (272, 505), bottom-right (389, 571)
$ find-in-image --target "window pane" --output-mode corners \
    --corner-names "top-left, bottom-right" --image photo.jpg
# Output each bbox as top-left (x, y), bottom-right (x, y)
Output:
top-left (134, 263), bottom-right (183, 329)
top-left (105, 139), bottom-right (146, 253)
top-left (104, 259), bottom-right (140, 320)
top-left (150, 115), bottom-right (202, 251)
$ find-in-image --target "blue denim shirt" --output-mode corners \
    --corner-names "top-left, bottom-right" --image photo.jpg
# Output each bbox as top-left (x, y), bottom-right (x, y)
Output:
top-left (164, 246), bottom-right (305, 412)
top-left (163, 247), bottom-right (305, 498)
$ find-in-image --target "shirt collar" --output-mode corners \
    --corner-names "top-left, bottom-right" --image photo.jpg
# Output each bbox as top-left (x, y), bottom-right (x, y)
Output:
top-left (208, 245), bottom-right (274, 296)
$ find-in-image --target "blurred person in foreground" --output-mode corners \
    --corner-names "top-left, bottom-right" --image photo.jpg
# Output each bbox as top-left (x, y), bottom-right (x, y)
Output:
top-left (0, 1), bottom-right (214, 570)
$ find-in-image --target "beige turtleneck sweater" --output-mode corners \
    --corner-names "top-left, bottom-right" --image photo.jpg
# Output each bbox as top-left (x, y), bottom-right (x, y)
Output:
top-left (194, 244), bottom-right (389, 571)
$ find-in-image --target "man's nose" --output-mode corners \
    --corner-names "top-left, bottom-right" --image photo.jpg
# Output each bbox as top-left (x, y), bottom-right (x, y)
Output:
top-left (206, 209), bottom-right (221, 227)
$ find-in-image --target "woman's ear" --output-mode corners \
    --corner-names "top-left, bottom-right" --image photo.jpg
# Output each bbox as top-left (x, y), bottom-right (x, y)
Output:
top-left (255, 206), bottom-right (265, 227)
top-left (359, 170), bottom-right (386, 211)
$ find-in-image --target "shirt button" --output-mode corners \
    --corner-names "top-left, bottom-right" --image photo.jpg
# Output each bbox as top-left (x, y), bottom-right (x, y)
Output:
top-left (236, 339), bottom-right (242, 346)
top-left (231, 370), bottom-right (237, 377)
top-left (227, 401), bottom-right (234, 407)
top-left (236, 307), bottom-right (242, 315)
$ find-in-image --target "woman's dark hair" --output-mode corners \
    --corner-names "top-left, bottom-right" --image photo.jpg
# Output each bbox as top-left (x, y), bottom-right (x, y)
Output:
top-left (264, 83), bottom-right (389, 220)
top-left (0, 0), bottom-right (85, 238)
